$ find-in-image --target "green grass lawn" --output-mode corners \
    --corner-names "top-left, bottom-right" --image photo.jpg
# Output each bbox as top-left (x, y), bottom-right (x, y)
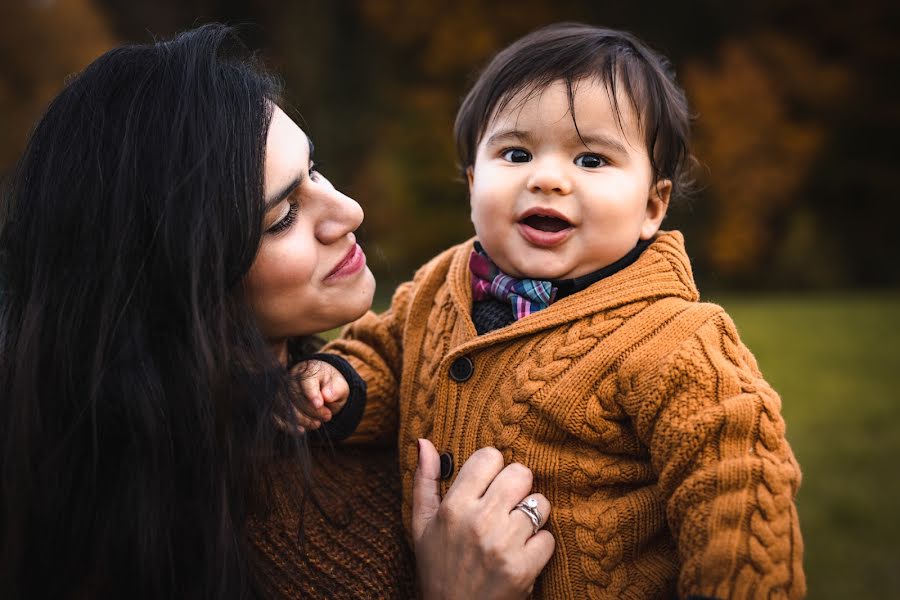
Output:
top-left (713, 292), bottom-right (900, 598)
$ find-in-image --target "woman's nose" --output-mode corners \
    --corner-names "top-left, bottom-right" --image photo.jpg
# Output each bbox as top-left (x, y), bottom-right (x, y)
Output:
top-left (315, 184), bottom-right (364, 243)
top-left (526, 158), bottom-right (572, 195)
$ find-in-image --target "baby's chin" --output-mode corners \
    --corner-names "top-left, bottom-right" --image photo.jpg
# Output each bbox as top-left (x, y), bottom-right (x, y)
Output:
top-left (495, 260), bottom-right (571, 281)
top-left (479, 241), bottom-right (574, 280)
top-left (501, 258), bottom-right (613, 281)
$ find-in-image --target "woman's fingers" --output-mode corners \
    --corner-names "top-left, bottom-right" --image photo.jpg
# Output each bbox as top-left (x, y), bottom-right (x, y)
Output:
top-left (480, 461), bottom-right (533, 511)
top-left (411, 438), bottom-right (442, 544)
top-left (508, 493), bottom-right (551, 540)
top-left (412, 442), bottom-right (556, 599)
top-left (443, 446), bottom-right (505, 504)
top-left (523, 529), bottom-right (556, 572)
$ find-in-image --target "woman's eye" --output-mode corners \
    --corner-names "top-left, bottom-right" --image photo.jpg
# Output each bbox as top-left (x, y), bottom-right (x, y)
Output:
top-left (574, 153), bottom-right (606, 168)
top-left (501, 148), bottom-right (532, 163)
top-left (268, 201), bottom-right (299, 234)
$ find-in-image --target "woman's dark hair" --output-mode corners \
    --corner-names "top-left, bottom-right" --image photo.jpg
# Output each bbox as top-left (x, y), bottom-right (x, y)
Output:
top-left (455, 22), bottom-right (694, 197)
top-left (0, 24), bottom-right (303, 599)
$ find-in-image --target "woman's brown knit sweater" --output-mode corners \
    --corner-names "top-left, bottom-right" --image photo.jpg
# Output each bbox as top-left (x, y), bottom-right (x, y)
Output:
top-left (326, 231), bottom-right (806, 599)
top-left (246, 446), bottom-right (416, 599)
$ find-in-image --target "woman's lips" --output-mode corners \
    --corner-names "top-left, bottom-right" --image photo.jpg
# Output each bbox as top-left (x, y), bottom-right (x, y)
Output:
top-left (325, 243), bottom-right (366, 280)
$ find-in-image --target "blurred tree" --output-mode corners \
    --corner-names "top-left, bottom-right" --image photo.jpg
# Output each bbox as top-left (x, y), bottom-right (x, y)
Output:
top-left (2, 0), bottom-right (898, 289)
top-left (791, 0), bottom-right (900, 287)
top-left (683, 33), bottom-right (849, 282)
top-left (0, 0), bottom-right (116, 175)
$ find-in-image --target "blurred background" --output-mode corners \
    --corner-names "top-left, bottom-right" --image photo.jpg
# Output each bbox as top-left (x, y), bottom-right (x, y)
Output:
top-left (1, 0), bottom-right (898, 596)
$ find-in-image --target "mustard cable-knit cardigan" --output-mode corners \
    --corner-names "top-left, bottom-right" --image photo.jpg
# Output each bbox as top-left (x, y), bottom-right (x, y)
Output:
top-left (325, 231), bottom-right (805, 599)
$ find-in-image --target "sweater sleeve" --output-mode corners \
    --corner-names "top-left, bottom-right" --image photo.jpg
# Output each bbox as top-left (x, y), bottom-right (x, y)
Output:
top-left (621, 308), bottom-right (805, 599)
top-left (321, 280), bottom-right (414, 445)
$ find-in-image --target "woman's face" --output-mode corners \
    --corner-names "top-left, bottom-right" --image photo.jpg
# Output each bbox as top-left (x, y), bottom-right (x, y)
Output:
top-left (245, 106), bottom-right (375, 344)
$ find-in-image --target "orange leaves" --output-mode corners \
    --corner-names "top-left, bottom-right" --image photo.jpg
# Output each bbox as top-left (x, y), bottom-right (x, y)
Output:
top-left (682, 34), bottom-right (850, 278)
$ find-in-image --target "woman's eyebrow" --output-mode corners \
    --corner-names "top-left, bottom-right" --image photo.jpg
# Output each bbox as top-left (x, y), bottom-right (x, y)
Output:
top-left (265, 174), bottom-right (303, 210)
top-left (265, 136), bottom-right (315, 210)
top-left (264, 133), bottom-right (318, 210)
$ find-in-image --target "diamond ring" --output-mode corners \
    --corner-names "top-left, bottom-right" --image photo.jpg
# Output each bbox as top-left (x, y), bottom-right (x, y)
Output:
top-left (512, 497), bottom-right (543, 535)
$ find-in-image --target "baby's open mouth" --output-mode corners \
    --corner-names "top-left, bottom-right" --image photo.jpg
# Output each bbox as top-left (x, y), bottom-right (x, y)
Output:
top-left (521, 214), bottom-right (572, 233)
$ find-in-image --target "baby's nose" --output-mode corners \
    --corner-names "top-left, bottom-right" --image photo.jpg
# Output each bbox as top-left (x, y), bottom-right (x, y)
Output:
top-left (526, 160), bottom-right (572, 195)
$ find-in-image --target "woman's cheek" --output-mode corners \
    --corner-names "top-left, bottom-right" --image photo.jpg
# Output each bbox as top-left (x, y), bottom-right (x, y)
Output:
top-left (247, 237), bottom-right (317, 317)
top-left (267, 236), bottom-right (318, 296)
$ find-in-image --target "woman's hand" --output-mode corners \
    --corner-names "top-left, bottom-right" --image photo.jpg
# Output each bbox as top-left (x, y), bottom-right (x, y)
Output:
top-left (412, 439), bottom-right (555, 600)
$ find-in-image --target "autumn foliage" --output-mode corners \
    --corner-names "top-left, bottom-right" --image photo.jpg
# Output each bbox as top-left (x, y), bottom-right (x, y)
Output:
top-left (2, 0), bottom-right (897, 289)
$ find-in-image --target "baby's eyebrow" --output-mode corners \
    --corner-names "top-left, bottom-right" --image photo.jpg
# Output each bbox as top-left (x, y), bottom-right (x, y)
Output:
top-left (485, 129), bottom-right (534, 147)
top-left (572, 133), bottom-right (629, 156)
top-left (486, 129), bottom-right (630, 157)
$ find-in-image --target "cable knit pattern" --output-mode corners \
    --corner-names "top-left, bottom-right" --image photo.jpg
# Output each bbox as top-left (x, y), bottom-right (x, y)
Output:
top-left (325, 231), bottom-right (805, 599)
top-left (246, 446), bottom-right (416, 599)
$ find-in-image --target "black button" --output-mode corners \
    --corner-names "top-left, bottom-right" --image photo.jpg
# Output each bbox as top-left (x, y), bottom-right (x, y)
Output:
top-left (449, 356), bottom-right (474, 382)
top-left (439, 452), bottom-right (454, 480)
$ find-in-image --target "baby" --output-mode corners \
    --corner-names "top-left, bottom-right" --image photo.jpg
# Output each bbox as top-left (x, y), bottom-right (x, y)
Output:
top-left (298, 23), bottom-right (805, 600)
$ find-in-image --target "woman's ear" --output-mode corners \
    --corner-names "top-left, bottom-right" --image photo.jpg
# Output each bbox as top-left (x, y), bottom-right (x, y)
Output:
top-left (640, 179), bottom-right (672, 240)
top-left (466, 165), bottom-right (475, 194)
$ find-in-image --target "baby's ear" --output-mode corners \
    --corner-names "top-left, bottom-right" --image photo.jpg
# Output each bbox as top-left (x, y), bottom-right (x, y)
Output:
top-left (641, 179), bottom-right (672, 240)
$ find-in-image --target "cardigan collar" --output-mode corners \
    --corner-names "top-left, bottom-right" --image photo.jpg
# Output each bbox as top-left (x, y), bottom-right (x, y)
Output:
top-left (446, 230), bottom-right (699, 348)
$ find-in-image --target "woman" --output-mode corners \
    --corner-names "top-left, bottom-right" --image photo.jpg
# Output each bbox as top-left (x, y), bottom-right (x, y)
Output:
top-left (0, 25), bottom-right (553, 599)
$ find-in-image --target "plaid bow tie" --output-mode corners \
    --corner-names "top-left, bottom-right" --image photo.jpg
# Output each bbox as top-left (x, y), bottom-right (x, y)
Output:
top-left (469, 249), bottom-right (557, 320)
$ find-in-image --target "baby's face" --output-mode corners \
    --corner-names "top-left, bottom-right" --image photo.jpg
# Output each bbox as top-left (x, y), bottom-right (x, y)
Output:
top-left (468, 79), bottom-right (670, 280)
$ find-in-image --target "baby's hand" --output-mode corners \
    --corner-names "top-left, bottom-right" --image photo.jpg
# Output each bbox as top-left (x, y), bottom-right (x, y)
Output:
top-left (288, 359), bottom-right (350, 432)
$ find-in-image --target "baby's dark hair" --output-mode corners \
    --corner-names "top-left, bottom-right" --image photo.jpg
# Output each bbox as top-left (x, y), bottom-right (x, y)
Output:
top-left (455, 22), bottom-right (694, 197)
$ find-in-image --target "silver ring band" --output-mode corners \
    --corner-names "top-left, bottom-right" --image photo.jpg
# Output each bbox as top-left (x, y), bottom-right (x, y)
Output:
top-left (512, 497), bottom-right (543, 535)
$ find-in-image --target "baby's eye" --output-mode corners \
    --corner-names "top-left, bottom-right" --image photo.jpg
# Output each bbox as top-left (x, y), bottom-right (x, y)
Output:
top-left (574, 153), bottom-right (607, 168)
top-left (501, 148), bottom-right (532, 163)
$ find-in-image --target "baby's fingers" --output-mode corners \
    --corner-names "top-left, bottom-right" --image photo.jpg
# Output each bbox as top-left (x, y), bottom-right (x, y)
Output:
top-left (299, 379), bottom-right (334, 422)
top-left (298, 374), bottom-right (325, 410)
top-left (274, 410), bottom-right (320, 435)
top-left (294, 408), bottom-right (322, 432)
top-left (324, 373), bottom-right (350, 411)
